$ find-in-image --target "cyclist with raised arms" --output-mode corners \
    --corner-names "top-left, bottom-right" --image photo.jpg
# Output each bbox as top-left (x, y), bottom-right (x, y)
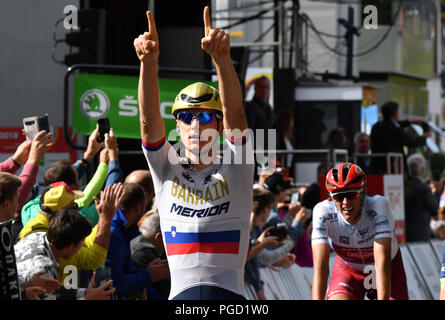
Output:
top-left (133, 6), bottom-right (254, 300)
top-left (311, 162), bottom-right (408, 300)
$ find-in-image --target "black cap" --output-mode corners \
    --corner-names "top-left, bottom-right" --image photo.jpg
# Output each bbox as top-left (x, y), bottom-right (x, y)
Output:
top-left (263, 172), bottom-right (292, 195)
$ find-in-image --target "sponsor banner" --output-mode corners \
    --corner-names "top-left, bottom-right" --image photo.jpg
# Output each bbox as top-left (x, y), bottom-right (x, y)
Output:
top-left (383, 174), bottom-right (405, 220)
top-left (384, 174), bottom-right (405, 243)
top-left (72, 72), bottom-right (218, 140)
top-left (0, 220), bottom-right (21, 300)
top-left (394, 220), bottom-right (406, 244)
top-left (0, 127), bottom-right (77, 184)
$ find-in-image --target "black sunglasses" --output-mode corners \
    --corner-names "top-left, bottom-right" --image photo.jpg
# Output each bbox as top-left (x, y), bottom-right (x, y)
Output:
top-left (332, 191), bottom-right (361, 202)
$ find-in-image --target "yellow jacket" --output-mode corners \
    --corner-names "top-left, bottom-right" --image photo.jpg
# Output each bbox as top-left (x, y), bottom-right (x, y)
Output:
top-left (18, 213), bottom-right (107, 282)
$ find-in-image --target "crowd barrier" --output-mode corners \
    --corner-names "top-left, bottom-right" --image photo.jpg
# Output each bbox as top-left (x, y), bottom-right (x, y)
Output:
top-left (245, 239), bottom-right (444, 300)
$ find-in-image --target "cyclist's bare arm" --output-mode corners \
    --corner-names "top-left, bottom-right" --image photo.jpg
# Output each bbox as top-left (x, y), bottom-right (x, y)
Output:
top-left (374, 237), bottom-right (391, 300)
top-left (134, 11), bottom-right (165, 144)
top-left (312, 243), bottom-right (331, 300)
top-left (201, 6), bottom-right (247, 135)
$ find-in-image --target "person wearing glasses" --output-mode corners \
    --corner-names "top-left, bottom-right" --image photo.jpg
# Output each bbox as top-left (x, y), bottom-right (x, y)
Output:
top-left (133, 7), bottom-right (254, 300)
top-left (311, 162), bottom-right (408, 300)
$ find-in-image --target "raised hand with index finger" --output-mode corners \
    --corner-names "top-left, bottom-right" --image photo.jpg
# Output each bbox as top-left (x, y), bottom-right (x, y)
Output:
top-left (134, 11), bottom-right (159, 64)
top-left (201, 6), bottom-right (231, 65)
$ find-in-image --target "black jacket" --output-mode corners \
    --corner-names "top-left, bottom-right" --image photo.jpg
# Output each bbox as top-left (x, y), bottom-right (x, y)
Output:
top-left (369, 119), bottom-right (426, 174)
top-left (404, 176), bottom-right (438, 242)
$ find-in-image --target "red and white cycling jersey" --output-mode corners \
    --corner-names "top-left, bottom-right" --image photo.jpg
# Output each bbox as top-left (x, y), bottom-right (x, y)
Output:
top-left (312, 194), bottom-right (399, 271)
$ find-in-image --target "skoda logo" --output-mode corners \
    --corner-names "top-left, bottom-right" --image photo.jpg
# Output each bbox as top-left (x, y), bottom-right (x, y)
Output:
top-left (79, 89), bottom-right (110, 120)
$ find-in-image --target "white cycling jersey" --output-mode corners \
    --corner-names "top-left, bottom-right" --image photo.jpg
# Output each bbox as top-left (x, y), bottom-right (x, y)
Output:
top-left (142, 134), bottom-right (254, 299)
top-left (312, 194), bottom-right (399, 271)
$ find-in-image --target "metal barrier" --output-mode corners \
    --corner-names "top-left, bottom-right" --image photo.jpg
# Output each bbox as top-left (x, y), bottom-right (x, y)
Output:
top-left (353, 152), bottom-right (404, 175)
top-left (254, 148), bottom-right (348, 185)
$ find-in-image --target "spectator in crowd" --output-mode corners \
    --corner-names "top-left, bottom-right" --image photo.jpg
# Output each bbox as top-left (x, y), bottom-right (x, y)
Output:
top-left (326, 127), bottom-right (349, 151)
top-left (427, 177), bottom-right (444, 209)
top-left (15, 208), bottom-right (115, 300)
top-left (22, 129), bottom-right (121, 228)
top-left (105, 183), bottom-right (168, 300)
top-left (262, 172), bottom-right (311, 269)
top-left (0, 131), bottom-right (53, 210)
top-left (276, 110), bottom-right (296, 174)
top-left (262, 172), bottom-right (309, 245)
top-left (289, 163), bottom-right (326, 269)
top-left (124, 169), bottom-right (155, 211)
top-left (18, 182), bottom-right (124, 284)
top-left (251, 187), bottom-right (295, 265)
top-left (370, 101), bottom-right (429, 175)
top-left (245, 188), bottom-right (282, 300)
top-left (131, 208), bottom-right (170, 298)
top-left (0, 172), bottom-right (63, 300)
top-left (425, 153), bottom-right (445, 207)
top-left (0, 173), bottom-right (22, 224)
top-left (353, 132), bottom-right (371, 173)
top-left (405, 154), bottom-right (438, 242)
top-left (0, 131), bottom-right (54, 241)
top-left (245, 76), bottom-right (276, 145)
top-left (245, 76), bottom-right (276, 182)
top-left (21, 148), bottom-right (108, 228)
top-left (22, 125), bottom-right (105, 208)
top-left (301, 163), bottom-right (327, 211)
top-left (430, 206), bottom-right (445, 240)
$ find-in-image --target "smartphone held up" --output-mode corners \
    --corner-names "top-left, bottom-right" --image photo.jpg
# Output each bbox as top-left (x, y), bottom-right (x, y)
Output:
top-left (97, 118), bottom-right (110, 143)
top-left (22, 114), bottom-right (50, 140)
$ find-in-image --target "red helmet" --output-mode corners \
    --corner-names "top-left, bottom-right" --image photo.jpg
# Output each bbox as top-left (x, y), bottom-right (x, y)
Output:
top-left (325, 163), bottom-right (366, 194)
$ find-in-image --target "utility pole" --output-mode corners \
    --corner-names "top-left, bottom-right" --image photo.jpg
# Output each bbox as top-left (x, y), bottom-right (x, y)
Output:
top-left (346, 6), bottom-right (354, 78)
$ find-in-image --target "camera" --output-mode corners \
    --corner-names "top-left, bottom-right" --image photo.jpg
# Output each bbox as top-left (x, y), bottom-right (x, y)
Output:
top-left (95, 266), bottom-right (112, 287)
top-left (268, 223), bottom-right (287, 241)
top-left (22, 114), bottom-right (49, 140)
top-left (95, 266), bottom-right (115, 299)
top-left (290, 192), bottom-right (300, 206)
top-left (97, 118), bottom-right (110, 143)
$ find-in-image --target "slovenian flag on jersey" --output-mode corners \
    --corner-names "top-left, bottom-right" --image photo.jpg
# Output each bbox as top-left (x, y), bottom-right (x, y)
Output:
top-left (164, 227), bottom-right (240, 256)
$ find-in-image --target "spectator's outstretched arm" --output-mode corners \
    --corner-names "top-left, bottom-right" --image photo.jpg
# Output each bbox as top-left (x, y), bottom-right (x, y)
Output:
top-left (1, 140), bottom-right (32, 174)
top-left (201, 6), bottom-right (247, 134)
top-left (134, 11), bottom-right (165, 145)
top-left (18, 131), bottom-right (54, 210)
top-left (312, 243), bottom-right (330, 300)
top-left (59, 184), bottom-right (125, 279)
top-left (247, 227), bottom-right (280, 262)
top-left (73, 125), bottom-right (104, 179)
top-left (75, 148), bottom-right (109, 208)
top-left (105, 128), bottom-right (123, 186)
top-left (93, 183), bottom-right (125, 249)
top-left (255, 239), bottom-right (294, 266)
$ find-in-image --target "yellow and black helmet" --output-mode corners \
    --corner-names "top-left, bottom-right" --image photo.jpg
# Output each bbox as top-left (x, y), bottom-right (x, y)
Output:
top-left (171, 82), bottom-right (222, 117)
